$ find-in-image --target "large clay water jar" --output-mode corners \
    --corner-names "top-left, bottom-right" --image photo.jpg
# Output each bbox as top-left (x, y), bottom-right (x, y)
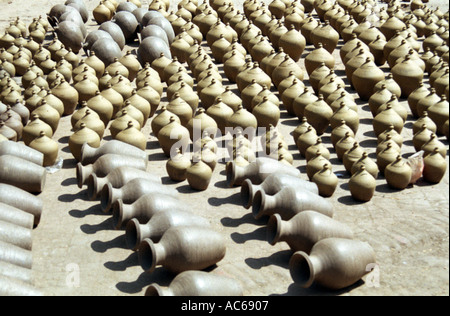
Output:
top-left (0, 155), bottom-right (46, 193)
top-left (240, 173), bottom-right (318, 209)
top-left (352, 58), bottom-right (385, 101)
top-left (86, 166), bottom-right (160, 200)
top-left (0, 183), bottom-right (43, 226)
top-left (76, 153), bottom-right (147, 189)
top-left (0, 140), bottom-right (43, 166)
top-left (145, 270), bottom-right (243, 296)
top-left (391, 54), bottom-right (424, 98)
top-left (384, 155), bottom-right (412, 190)
top-left (423, 147), bottom-right (447, 184)
top-left (267, 211), bottom-right (354, 252)
top-left (125, 209), bottom-right (210, 249)
top-left (29, 131), bottom-right (59, 167)
top-left (252, 186), bottom-right (334, 219)
top-left (226, 157), bottom-right (301, 187)
top-left (138, 226), bottom-right (226, 273)
top-left (80, 140), bottom-right (147, 166)
top-left (289, 237), bottom-right (376, 290)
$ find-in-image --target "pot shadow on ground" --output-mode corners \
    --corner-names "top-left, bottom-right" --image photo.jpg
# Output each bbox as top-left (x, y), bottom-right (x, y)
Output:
top-left (245, 249), bottom-right (292, 271)
top-left (273, 279), bottom-right (365, 296)
top-left (58, 187), bottom-right (90, 203)
top-left (230, 226), bottom-right (267, 244)
top-left (91, 233), bottom-right (129, 254)
top-left (115, 268), bottom-right (174, 295)
top-left (220, 211), bottom-right (267, 229)
top-left (68, 203), bottom-right (104, 219)
top-left (208, 191), bottom-right (243, 207)
top-left (337, 182), bottom-right (371, 206)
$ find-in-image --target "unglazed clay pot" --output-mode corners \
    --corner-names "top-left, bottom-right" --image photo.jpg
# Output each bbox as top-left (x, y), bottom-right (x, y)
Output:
top-left (145, 270), bottom-right (243, 296)
top-left (51, 79), bottom-right (79, 115)
top-left (76, 153), bottom-right (147, 189)
top-left (304, 43), bottom-right (335, 76)
top-left (0, 140), bottom-right (43, 166)
top-left (0, 220), bottom-right (32, 250)
top-left (351, 152), bottom-right (379, 179)
top-left (376, 142), bottom-right (400, 174)
top-left (0, 183), bottom-right (43, 226)
top-left (289, 237), bottom-right (376, 290)
top-left (165, 148), bottom-right (191, 182)
top-left (115, 121), bottom-right (147, 151)
top-left (312, 163), bottom-right (339, 197)
top-left (80, 140), bottom-right (147, 166)
top-left (391, 54), bottom-right (424, 98)
top-left (112, 192), bottom-right (187, 230)
top-left (352, 58), bottom-right (385, 101)
top-left (29, 131), bottom-right (59, 167)
top-left (252, 186), bottom-right (334, 220)
top-left (0, 155), bottom-right (46, 193)
top-left (304, 95), bottom-right (333, 135)
top-left (240, 173), bottom-right (318, 209)
top-left (226, 157), bottom-right (301, 187)
top-left (157, 116), bottom-right (191, 157)
top-left (101, 177), bottom-right (176, 213)
top-left (427, 96), bottom-right (450, 136)
top-left (138, 226), bottom-right (226, 273)
top-left (421, 133), bottom-right (447, 159)
top-left (0, 240), bottom-right (32, 270)
top-left (0, 202), bottom-right (34, 229)
top-left (423, 147), bottom-right (447, 184)
top-left (372, 104), bottom-right (404, 137)
top-left (384, 155), bottom-right (412, 190)
top-left (126, 209), bottom-right (210, 249)
top-left (186, 158), bottom-right (213, 191)
top-left (86, 166), bottom-right (160, 200)
top-left (267, 210), bottom-right (353, 252)
top-left (349, 165), bottom-right (376, 202)
top-left (68, 123), bottom-right (101, 162)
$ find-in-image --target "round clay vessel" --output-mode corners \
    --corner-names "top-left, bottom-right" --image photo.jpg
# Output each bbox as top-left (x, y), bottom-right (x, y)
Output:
top-left (145, 271), bottom-right (243, 296)
top-left (391, 54), bottom-right (424, 98)
top-left (289, 237), bottom-right (376, 290)
top-left (166, 148), bottom-right (191, 182)
top-left (384, 155), bottom-right (412, 190)
top-left (352, 58), bottom-right (385, 101)
top-left (311, 164), bottom-right (339, 197)
top-left (186, 158), bottom-right (213, 191)
top-left (422, 147), bottom-right (447, 184)
top-left (351, 152), bottom-right (379, 179)
top-left (28, 131), bottom-right (58, 167)
top-left (268, 211), bottom-right (353, 252)
top-left (69, 123), bottom-right (101, 162)
top-left (138, 226), bottom-right (226, 273)
top-left (349, 165), bottom-right (376, 202)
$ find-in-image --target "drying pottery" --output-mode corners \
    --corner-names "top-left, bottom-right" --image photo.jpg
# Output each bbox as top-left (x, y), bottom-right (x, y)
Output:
top-left (0, 155), bottom-right (46, 193)
top-left (0, 183), bottom-right (43, 226)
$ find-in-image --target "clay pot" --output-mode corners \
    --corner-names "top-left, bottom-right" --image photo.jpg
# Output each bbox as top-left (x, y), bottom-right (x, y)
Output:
top-left (80, 140), bottom-right (147, 166)
top-left (290, 237), bottom-right (376, 290)
top-left (384, 155), bottom-right (412, 190)
top-left (0, 140), bottom-right (43, 166)
top-left (138, 226), bottom-right (226, 273)
top-left (311, 20), bottom-right (339, 53)
top-left (278, 25), bottom-right (306, 61)
top-left (311, 163), bottom-right (339, 197)
top-left (0, 240), bottom-right (32, 270)
top-left (157, 116), bottom-right (191, 157)
top-left (101, 84), bottom-right (124, 117)
top-left (351, 152), bottom-right (379, 179)
top-left (101, 177), bottom-right (176, 214)
top-left (342, 142), bottom-right (365, 173)
top-left (416, 88), bottom-right (442, 119)
top-left (0, 155), bottom-right (46, 193)
top-left (145, 270), bottom-right (243, 296)
top-left (126, 208), bottom-right (210, 250)
top-left (423, 147), bottom-right (447, 184)
top-left (86, 166), bottom-right (160, 200)
top-left (376, 95), bottom-right (407, 123)
top-left (300, 15), bottom-right (320, 44)
top-left (0, 219), bottom-right (32, 250)
top-left (86, 91), bottom-right (114, 127)
top-left (412, 111), bottom-right (437, 135)
top-left (28, 131), bottom-right (58, 167)
top-left (372, 104), bottom-right (404, 137)
top-left (226, 105), bottom-right (258, 135)
top-left (330, 102), bottom-right (359, 134)
top-left (206, 98), bottom-right (234, 135)
top-left (241, 173), bottom-right (318, 209)
top-left (421, 133), bottom-right (447, 158)
top-left (186, 158), bottom-right (213, 191)
top-left (21, 114), bottom-right (53, 146)
top-left (376, 142), bottom-right (400, 174)
top-left (391, 54), bottom-right (424, 98)
top-left (349, 165), bottom-right (377, 202)
top-left (268, 210), bottom-right (353, 252)
top-left (69, 123), bottom-right (101, 162)
top-left (427, 96), bottom-right (449, 136)
top-left (115, 121), bottom-right (147, 151)
top-left (352, 58), bottom-right (385, 101)
top-left (304, 43), bottom-right (335, 76)
top-left (76, 153), bottom-right (147, 189)
top-left (292, 87), bottom-right (318, 120)
top-left (226, 157), bottom-right (301, 187)
top-left (304, 95), bottom-right (333, 135)
top-left (252, 96), bottom-right (280, 129)
top-left (380, 14), bottom-right (406, 40)
top-left (51, 79), bottom-right (79, 115)
top-left (0, 183), bottom-right (43, 226)
top-left (0, 202), bottom-right (34, 230)
top-left (252, 186), bottom-right (334, 220)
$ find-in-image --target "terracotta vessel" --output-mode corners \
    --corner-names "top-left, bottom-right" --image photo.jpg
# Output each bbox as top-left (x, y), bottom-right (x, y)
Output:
top-left (0, 220), bottom-right (32, 250)
top-left (51, 79), bottom-right (79, 115)
top-left (138, 226), bottom-right (226, 273)
top-left (349, 165), bottom-right (376, 202)
top-left (304, 43), bottom-right (335, 76)
top-left (289, 237), bottom-right (376, 290)
top-left (304, 95), bottom-right (333, 135)
top-left (145, 270), bottom-right (243, 296)
top-left (157, 116), bottom-right (191, 157)
top-left (351, 152), bottom-right (379, 179)
top-left (86, 166), bottom-right (160, 200)
top-left (125, 209), bottom-right (210, 249)
top-left (186, 158), bottom-right (213, 191)
top-left (352, 58), bottom-right (385, 101)
top-left (80, 140), bottom-right (147, 166)
top-left (68, 123), bottom-right (101, 162)
top-left (252, 186), bottom-right (334, 220)
top-left (0, 240), bottom-right (32, 270)
top-left (391, 54), bottom-right (424, 98)
top-left (0, 202), bottom-right (34, 229)
top-left (0, 155), bottom-right (46, 193)
top-left (165, 148), bottom-right (191, 182)
top-left (76, 153), bottom-right (147, 189)
top-left (312, 163), bottom-right (339, 197)
top-left (240, 173), bottom-right (319, 209)
top-left (101, 177), bottom-right (176, 213)
top-left (267, 211), bottom-right (354, 252)
top-left (384, 155), bottom-right (412, 190)
top-left (28, 131), bottom-right (58, 167)
top-left (423, 147), bottom-right (447, 184)
top-left (226, 157), bottom-right (301, 187)
top-left (0, 183), bottom-right (43, 226)
top-left (0, 140), bottom-right (43, 166)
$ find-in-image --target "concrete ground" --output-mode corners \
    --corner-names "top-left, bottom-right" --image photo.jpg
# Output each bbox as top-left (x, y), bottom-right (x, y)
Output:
top-left (1, 0), bottom-right (448, 296)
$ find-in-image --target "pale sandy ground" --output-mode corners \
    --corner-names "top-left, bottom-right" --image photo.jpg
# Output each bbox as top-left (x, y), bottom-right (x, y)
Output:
top-left (1, 0), bottom-right (448, 296)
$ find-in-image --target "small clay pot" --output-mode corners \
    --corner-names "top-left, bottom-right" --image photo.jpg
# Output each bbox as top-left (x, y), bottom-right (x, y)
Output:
top-left (384, 155), bottom-right (412, 190)
top-left (348, 165), bottom-right (376, 202)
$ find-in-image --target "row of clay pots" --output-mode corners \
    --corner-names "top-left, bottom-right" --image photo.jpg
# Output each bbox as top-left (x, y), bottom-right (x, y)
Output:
top-left (0, 140), bottom-right (44, 295)
top-left (73, 139), bottom-right (242, 296)
top-left (224, 155), bottom-right (376, 290)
